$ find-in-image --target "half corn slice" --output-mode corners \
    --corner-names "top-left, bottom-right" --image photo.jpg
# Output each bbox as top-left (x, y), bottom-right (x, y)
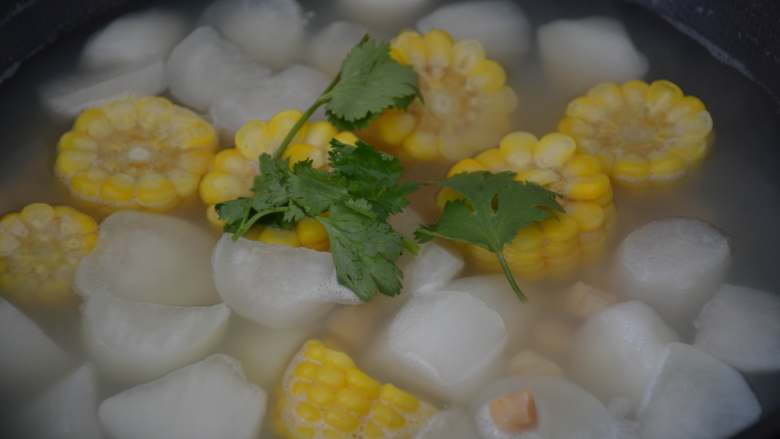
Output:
top-left (274, 340), bottom-right (437, 439)
top-left (0, 203), bottom-right (97, 309)
top-left (199, 110), bottom-right (357, 251)
top-left (441, 131), bottom-right (616, 280)
top-left (361, 29), bottom-right (518, 163)
top-left (558, 80), bottom-right (713, 186)
top-left (55, 96), bottom-right (218, 211)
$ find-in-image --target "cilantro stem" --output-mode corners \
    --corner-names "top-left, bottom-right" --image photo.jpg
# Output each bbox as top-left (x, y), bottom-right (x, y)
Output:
top-left (495, 250), bottom-right (527, 302)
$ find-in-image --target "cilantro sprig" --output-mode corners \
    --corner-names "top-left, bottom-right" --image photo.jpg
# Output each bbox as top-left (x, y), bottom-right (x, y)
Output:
top-left (416, 172), bottom-right (563, 301)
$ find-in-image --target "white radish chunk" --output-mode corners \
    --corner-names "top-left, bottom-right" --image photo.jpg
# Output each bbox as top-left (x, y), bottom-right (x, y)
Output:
top-left (75, 211), bottom-right (220, 306)
top-left (638, 343), bottom-right (761, 439)
top-left (211, 235), bottom-right (359, 329)
top-left (402, 242), bottom-right (464, 295)
top-left (694, 284), bottom-right (780, 372)
top-left (82, 294), bottom-right (229, 383)
top-left (99, 355), bottom-right (266, 439)
top-left (415, 407), bottom-right (480, 439)
top-left (338, 0), bottom-right (429, 29)
top-left (308, 21), bottom-right (368, 76)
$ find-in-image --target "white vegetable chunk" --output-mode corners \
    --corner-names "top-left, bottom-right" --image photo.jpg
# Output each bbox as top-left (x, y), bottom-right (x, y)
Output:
top-left (82, 294), bottom-right (229, 383)
top-left (201, 0), bottom-right (308, 68)
top-left (417, 1), bottom-right (531, 61)
top-left (0, 299), bottom-right (71, 399)
top-left (365, 291), bottom-right (507, 403)
top-left (570, 301), bottom-right (679, 405)
top-left (81, 9), bottom-right (189, 69)
top-left (638, 343), bottom-right (761, 439)
top-left (166, 27), bottom-right (271, 111)
top-left (415, 407), bottom-right (479, 439)
top-left (40, 61), bottom-right (166, 117)
top-left (402, 242), bottom-right (464, 295)
top-left (308, 21), bottom-right (368, 75)
top-left (75, 211), bottom-right (220, 306)
top-left (472, 376), bottom-right (616, 439)
top-left (212, 235), bottom-right (360, 329)
top-left (338, 0), bottom-right (429, 29)
top-left (538, 17), bottom-right (648, 95)
top-left (99, 354), bottom-right (266, 439)
top-left (616, 218), bottom-right (730, 330)
top-left (209, 65), bottom-right (329, 136)
top-left (222, 318), bottom-right (311, 388)
top-left (694, 284), bottom-right (780, 372)
top-left (7, 364), bottom-right (102, 439)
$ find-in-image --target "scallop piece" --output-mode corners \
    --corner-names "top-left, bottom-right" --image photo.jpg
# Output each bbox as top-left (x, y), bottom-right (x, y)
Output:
top-left (417, 1), bottom-right (531, 61)
top-left (570, 301), bottom-right (679, 405)
top-left (0, 299), bottom-right (71, 400)
top-left (81, 9), bottom-right (189, 69)
top-left (338, 0), bottom-right (429, 29)
top-left (416, 407), bottom-right (480, 439)
top-left (402, 242), bottom-right (465, 295)
top-left (40, 61), bottom-right (166, 117)
top-left (82, 294), bottom-right (229, 383)
top-left (472, 376), bottom-right (616, 439)
top-left (638, 343), bottom-right (761, 439)
top-left (166, 26), bottom-right (271, 111)
top-left (211, 235), bottom-right (360, 329)
top-left (209, 64), bottom-right (329, 137)
top-left (201, 0), bottom-right (308, 68)
top-left (7, 364), bottom-right (102, 439)
top-left (538, 17), bottom-right (648, 95)
top-left (75, 211), bottom-right (219, 306)
top-left (365, 291), bottom-right (507, 403)
top-left (99, 354), bottom-right (266, 439)
top-left (308, 21), bottom-right (368, 75)
top-left (616, 218), bottom-right (730, 330)
top-left (694, 284), bottom-right (780, 372)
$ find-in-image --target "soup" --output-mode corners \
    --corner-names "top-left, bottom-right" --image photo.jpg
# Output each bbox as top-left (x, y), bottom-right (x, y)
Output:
top-left (1, 0), bottom-right (779, 438)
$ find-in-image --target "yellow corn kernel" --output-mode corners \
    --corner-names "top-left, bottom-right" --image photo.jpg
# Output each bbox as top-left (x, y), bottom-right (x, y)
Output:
top-left (392, 31), bottom-right (426, 67)
top-left (452, 39), bottom-right (486, 73)
top-left (296, 402), bottom-right (321, 422)
top-left (101, 174), bottom-right (136, 203)
top-left (587, 82), bottom-right (624, 111)
top-left (136, 173), bottom-right (178, 210)
top-left (304, 340), bottom-right (327, 360)
top-left (613, 154), bottom-right (650, 184)
top-left (58, 132), bottom-right (97, 152)
top-left (363, 421), bottom-right (384, 439)
top-left (371, 404), bottom-right (406, 429)
top-left (666, 96), bottom-right (706, 123)
top-left (448, 158), bottom-right (486, 177)
top-left (167, 169), bottom-right (199, 196)
top-left (509, 225), bottom-right (543, 252)
top-left (540, 215), bottom-right (579, 243)
top-left (673, 110), bottom-right (713, 138)
top-left (670, 138), bottom-right (708, 164)
top-left (19, 203), bottom-right (55, 229)
top-left (562, 154), bottom-right (602, 177)
top-left (71, 170), bottom-right (107, 200)
top-left (376, 110), bottom-right (416, 145)
top-left (325, 406), bottom-right (361, 432)
top-left (317, 365), bottom-right (346, 387)
top-left (333, 131), bottom-right (359, 146)
top-left (236, 120), bottom-right (275, 159)
top-left (402, 131), bottom-right (438, 162)
top-left (178, 150), bottom-right (213, 175)
top-left (306, 121), bottom-right (339, 146)
top-left (291, 381), bottom-right (310, 397)
top-left (284, 143), bottom-right (323, 168)
top-left (345, 368), bottom-right (381, 397)
top-left (468, 59), bottom-right (506, 92)
top-left (258, 227), bottom-right (301, 247)
top-left (620, 79), bottom-right (649, 107)
top-left (646, 80), bottom-right (683, 116)
top-left (499, 132), bottom-right (536, 169)
top-left (648, 151), bottom-right (686, 181)
top-left (55, 150), bottom-right (96, 178)
top-left (563, 174), bottom-right (610, 200)
top-left (74, 108), bottom-right (106, 133)
top-left (565, 202), bottom-right (605, 232)
top-left (199, 172), bottom-right (246, 205)
top-left (566, 96), bottom-right (607, 124)
top-left (534, 133), bottom-right (577, 169)
top-left (269, 110), bottom-right (307, 141)
top-left (324, 350), bottom-right (356, 369)
top-left (514, 168), bottom-right (560, 187)
top-left (475, 148), bottom-right (507, 171)
top-left (213, 149), bottom-right (253, 175)
top-left (294, 362), bottom-right (319, 380)
top-left (296, 218), bottom-right (329, 251)
top-left (308, 382), bottom-right (336, 406)
top-left (294, 426), bottom-right (316, 439)
top-left (380, 385), bottom-right (420, 413)
top-left (337, 387), bottom-right (372, 415)
top-left (424, 29), bottom-right (453, 71)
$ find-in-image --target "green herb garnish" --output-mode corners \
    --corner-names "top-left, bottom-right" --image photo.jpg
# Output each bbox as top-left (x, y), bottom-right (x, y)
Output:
top-left (416, 172), bottom-right (563, 301)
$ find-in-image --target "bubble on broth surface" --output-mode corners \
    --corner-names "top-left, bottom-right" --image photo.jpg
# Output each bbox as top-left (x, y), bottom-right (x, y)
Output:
top-left (0, 298), bottom-right (72, 400)
top-left (472, 376), bottom-right (616, 439)
top-left (82, 294), bottom-right (230, 384)
top-left (211, 235), bottom-right (360, 329)
top-left (638, 343), bottom-right (761, 439)
top-left (570, 301), bottom-right (679, 406)
top-left (365, 290), bottom-right (507, 403)
top-left (6, 364), bottom-right (102, 439)
top-left (401, 241), bottom-right (464, 295)
top-left (694, 284), bottom-right (780, 372)
top-left (81, 9), bottom-right (190, 69)
top-left (615, 218), bottom-right (730, 331)
top-left (99, 354), bottom-right (266, 439)
top-left (40, 61), bottom-right (167, 117)
top-left (209, 64), bottom-right (330, 137)
top-left (201, 0), bottom-right (308, 68)
top-left (75, 211), bottom-right (220, 306)
top-left (166, 26), bottom-right (271, 111)
top-left (417, 1), bottom-right (531, 62)
top-left (538, 17), bottom-right (648, 95)
top-left (308, 21), bottom-right (368, 76)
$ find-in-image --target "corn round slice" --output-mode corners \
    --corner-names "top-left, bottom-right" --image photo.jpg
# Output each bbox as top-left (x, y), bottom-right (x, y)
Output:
top-left (558, 80), bottom-right (713, 186)
top-left (274, 340), bottom-right (437, 439)
top-left (440, 131), bottom-right (616, 280)
top-left (0, 203), bottom-right (98, 309)
top-left (55, 96), bottom-right (218, 211)
top-left (199, 110), bottom-right (357, 251)
top-left (361, 29), bottom-right (518, 163)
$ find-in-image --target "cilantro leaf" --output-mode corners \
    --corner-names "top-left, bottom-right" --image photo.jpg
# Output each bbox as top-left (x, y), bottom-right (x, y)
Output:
top-left (324, 36), bottom-right (420, 130)
top-left (416, 172), bottom-right (563, 301)
top-left (318, 203), bottom-right (405, 301)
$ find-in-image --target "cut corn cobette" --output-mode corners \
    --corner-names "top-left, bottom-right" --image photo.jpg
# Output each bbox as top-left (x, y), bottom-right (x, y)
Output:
top-left (0, 203), bottom-right (97, 309)
top-left (274, 339), bottom-right (437, 439)
top-left (362, 29), bottom-right (518, 163)
top-left (441, 131), bottom-right (616, 280)
top-left (559, 80), bottom-right (713, 186)
top-left (55, 96), bottom-right (218, 211)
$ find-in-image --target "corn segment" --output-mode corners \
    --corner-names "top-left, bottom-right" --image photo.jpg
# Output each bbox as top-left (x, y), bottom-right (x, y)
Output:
top-left (0, 203), bottom-right (97, 309)
top-left (199, 110), bottom-right (356, 251)
top-left (274, 340), bottom-right (437, 439)
top-left (441, 131), bottom-right (616, 280)
top-left (55, 96), bottom-right (218, 211)
top-left (558, 80), bottom-right (713, 186)
top-left (361, 29), bottom-right (518, 163)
